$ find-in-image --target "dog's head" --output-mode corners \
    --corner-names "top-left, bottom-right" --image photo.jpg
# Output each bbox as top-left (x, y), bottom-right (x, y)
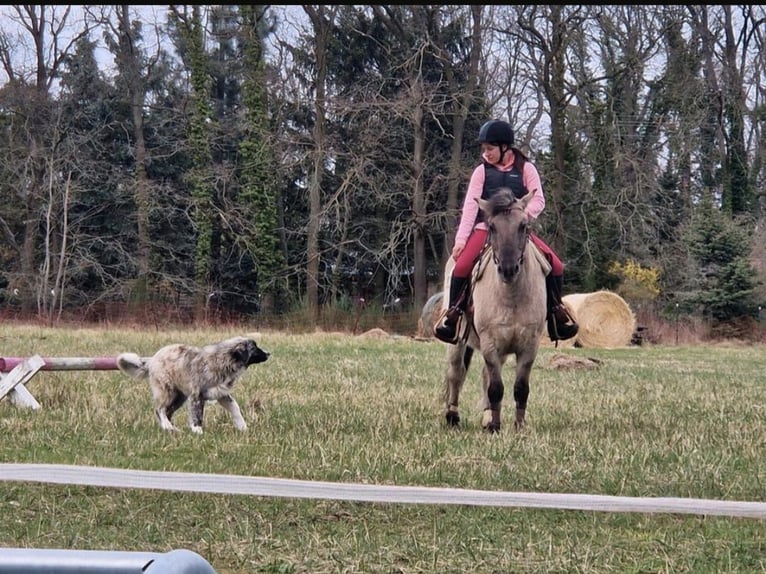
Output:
top-left (229, 337), bottom-right (270, 367)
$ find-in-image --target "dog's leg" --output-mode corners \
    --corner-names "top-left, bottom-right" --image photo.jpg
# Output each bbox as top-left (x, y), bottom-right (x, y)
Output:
top-left (217, 395), bottom-right (247, 431)
top-left (155, 391), bottom-right (186, 432)
top-left (155, 407), bottom-right (177, 432)
top-left (166, 392), bottom-right (187, 420)
top-left (188, 395), bottom-right (205, 434)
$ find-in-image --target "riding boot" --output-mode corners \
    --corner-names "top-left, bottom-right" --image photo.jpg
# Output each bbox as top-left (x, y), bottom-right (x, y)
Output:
top-left (545, 274), bottom-right (578, 342)
top-left (434, 276), bottom-right (470, 344)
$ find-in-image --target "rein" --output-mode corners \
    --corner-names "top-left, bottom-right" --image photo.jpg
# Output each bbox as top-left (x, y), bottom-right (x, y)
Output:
top-left (487, 205), bottom-right (529, 268)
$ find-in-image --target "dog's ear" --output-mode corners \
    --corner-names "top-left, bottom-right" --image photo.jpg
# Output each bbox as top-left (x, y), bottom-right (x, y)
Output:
top-left (230, 341), bottom-right (252, 366)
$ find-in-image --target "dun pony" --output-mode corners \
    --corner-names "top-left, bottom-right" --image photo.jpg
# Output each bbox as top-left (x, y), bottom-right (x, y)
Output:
top-left (440, 188), bottom-right (547, 432)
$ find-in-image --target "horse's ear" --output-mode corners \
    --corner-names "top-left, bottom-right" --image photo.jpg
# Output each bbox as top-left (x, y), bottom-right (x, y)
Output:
top-left (520, 191), bottom-right (534, 211)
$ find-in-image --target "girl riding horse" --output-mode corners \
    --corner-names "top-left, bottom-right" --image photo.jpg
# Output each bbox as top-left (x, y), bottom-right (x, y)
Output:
top-left (434, 119), bottom-right (578, 345)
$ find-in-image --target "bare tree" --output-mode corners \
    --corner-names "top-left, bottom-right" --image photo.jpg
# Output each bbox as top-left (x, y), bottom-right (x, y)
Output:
top-left (101, 5), bottom-right (163, 310)
top-left (720, 5), bottom-right (755, 215)
top-left (505, 5), bottom-right (592, 247)
top-left (302, 5), bottom-right (337, 318)
top-left (371, 5), bottom-right (486, 308)
top-left (436, 5), bottom-right (483, 279)
top-left (0, 5), bottom-right (93, 316)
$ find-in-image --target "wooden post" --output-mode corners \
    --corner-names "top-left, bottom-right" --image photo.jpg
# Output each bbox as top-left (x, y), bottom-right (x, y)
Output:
top-left (0, 355), bottom-right (45, 410)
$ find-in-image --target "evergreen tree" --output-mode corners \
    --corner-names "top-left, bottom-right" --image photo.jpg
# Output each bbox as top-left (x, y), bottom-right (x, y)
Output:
top-left (170, 6), bottom-right (217, 316)
top-left (237, 5), bottom-right (288, 313)
top-left (57, 36), bottom-right (137, 306)
top-left (685, 195), bottom-right (761, 325)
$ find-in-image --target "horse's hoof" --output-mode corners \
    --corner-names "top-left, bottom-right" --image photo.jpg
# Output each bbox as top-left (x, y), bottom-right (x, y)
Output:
top-left (445, 411), bottom-right (461, 427)
top-left (483, 422), bottom-right (501, 433)
top-left (514, 408), bottom-right (526, 431)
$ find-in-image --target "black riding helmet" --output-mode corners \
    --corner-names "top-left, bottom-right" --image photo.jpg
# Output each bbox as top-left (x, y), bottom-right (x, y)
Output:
top-left (477, 119), bottom-right (514, 146)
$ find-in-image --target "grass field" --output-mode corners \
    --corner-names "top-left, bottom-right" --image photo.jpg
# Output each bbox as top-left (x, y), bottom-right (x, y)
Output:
top-left (1, 323), bottom-right (765, 573)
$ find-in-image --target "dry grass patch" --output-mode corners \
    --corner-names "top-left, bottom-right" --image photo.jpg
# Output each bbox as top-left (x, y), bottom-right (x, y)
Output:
top-left (1, 324), bottom-right (765, 573)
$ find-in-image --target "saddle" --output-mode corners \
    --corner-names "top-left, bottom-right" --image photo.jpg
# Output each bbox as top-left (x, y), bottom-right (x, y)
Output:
top-left (433, 240), bottom-right (551, 345)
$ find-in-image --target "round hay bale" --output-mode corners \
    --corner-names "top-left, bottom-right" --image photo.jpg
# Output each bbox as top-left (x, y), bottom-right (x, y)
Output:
top-left (563, 290), bottom-right (636, 348)
top-left (417, 291), bottom-right (444, 338)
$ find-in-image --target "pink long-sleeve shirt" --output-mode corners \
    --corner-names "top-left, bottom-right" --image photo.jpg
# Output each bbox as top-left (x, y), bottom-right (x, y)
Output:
top-left (453, 149), bottom-right (546, 250)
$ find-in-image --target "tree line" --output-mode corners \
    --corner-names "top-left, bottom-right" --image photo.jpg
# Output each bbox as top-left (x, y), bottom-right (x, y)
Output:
top-left (0, 5), bottom-right (764, 332)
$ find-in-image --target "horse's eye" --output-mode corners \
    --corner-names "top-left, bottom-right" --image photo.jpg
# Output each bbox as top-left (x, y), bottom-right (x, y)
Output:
top-left (488, 223), bottom-right (496, 235)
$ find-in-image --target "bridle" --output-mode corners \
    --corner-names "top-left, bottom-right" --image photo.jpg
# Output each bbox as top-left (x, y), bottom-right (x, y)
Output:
top-left (486, 204), bottom-right (529, 269)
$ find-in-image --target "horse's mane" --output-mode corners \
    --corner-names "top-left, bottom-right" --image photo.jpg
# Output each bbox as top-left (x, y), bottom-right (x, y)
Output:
top-left (485, 188), bottom-right (522, 217)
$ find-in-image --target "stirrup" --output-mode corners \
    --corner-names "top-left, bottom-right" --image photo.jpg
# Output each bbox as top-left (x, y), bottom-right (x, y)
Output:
top-left (553, 320), bottom-right (578, 341)
top-left (433, 308), bottom-right (463, 344)
top-left (548, 305), bottom-right (578, 342)
top-left (434, 323), bottom-right (458, 344)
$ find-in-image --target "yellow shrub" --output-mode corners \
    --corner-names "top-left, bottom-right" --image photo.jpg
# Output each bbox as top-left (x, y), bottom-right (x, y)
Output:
top-left (608, 259), bottom-right (661, 303)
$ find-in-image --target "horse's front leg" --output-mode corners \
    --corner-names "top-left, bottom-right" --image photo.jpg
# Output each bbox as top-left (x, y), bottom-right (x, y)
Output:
top-left (443, 343), bottom-right (471, 428)
top-left (513, 355), bottom-right (535, 431)
top-left (479, 351), bottom-right (504, 433)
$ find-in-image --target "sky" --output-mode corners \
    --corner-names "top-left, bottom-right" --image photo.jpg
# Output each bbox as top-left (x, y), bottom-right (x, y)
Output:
top-left (0, 5), bottom-right (170, 83)
top-left (0, 5), bottom-right (305, 85)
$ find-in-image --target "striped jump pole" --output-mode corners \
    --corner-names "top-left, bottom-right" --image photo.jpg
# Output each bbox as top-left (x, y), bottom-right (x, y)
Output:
top-left (0, 356), bottom-right (120, 372)
top-left (0, 355), bottom-right (140, 410)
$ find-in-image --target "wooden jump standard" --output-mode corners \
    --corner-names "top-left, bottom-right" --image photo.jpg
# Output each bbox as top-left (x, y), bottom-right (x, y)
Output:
top-left (0, 356), bottom-right (124, 410)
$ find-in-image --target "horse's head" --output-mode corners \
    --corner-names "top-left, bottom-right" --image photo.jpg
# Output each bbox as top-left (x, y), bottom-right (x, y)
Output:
top-left (477, 188), bottom-right (532, 283)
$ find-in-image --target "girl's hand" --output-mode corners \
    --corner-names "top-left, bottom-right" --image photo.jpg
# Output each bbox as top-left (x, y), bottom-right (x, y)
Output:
top-left (451, 244), bottom-right (464, 260)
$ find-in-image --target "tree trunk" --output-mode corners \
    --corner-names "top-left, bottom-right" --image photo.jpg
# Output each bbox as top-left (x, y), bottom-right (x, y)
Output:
top-left (116, 6), bottom-right (152, 312)
top-left (304, 5), bottom-right (334, 320)
top-left (412, 79), bottom-right (427, 309)
top-left (442, 5), bottom-right (483, 279)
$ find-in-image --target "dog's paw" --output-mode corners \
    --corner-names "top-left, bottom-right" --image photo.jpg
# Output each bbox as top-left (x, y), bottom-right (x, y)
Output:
top-left (190, 425), bottom-right (203, 434)
top-left (234, 421), bottom-right (248, 431)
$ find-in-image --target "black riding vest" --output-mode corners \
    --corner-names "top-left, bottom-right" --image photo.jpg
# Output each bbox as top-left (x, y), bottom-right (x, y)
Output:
top-left (476, 160), bottom-right (528, 224)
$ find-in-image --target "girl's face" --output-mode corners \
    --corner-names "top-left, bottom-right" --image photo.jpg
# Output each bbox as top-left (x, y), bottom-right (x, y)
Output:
top-left (481, 143), bottom-right (503, 164)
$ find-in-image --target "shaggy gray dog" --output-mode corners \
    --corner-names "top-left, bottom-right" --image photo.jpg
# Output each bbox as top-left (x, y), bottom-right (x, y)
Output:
top-left (117, 336), bottom-right (270, 434)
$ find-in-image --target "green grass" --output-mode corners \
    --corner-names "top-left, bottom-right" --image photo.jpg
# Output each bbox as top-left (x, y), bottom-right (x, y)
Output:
top-left (1, 324), bottom-right (765, 573)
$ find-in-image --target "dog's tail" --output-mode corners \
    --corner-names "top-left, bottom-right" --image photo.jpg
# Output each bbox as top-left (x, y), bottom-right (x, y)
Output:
top-left (116, 352), bottom-right (149, 379)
